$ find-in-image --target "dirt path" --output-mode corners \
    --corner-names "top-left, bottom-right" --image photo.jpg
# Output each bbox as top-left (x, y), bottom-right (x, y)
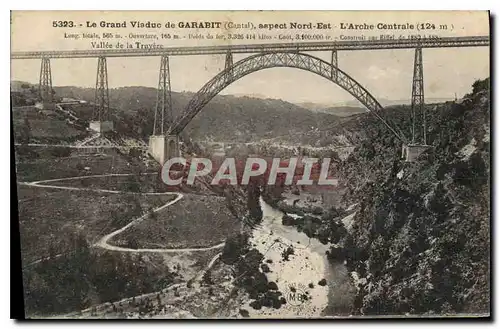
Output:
top-left (20, 173), bottom-right (225, 254)
top-left (21, 173), bottom-right (228, 318)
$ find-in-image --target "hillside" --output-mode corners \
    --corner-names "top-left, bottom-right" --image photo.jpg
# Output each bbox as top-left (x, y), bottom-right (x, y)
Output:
top-left (336, 78), bottom-right (490, 315)
top-left (336, 97), bottom-right (455, 108)
top-left (296, 101), bottom-right (366, 117)
top-left (51, 86), bottom-right (341, 143)
top-left (259, 78), bottom-right (490, 316)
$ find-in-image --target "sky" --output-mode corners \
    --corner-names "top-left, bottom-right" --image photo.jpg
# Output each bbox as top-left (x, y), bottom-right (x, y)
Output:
top-left (10, 11), bottom-right (490, 105)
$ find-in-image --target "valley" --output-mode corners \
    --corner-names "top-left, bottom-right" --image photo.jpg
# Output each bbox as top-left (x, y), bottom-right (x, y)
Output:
top-left (11, 78), bottom-right (490, 318)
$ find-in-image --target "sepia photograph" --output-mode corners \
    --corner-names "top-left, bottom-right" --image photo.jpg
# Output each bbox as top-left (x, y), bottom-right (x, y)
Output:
top-left (10, 10), bottom-right (491, 319)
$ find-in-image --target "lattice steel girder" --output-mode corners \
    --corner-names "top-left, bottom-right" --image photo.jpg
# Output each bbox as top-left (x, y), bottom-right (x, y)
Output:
top-left (168, 52), bottom-right (409, 143)
top-left (331, 50), bottom-right (338, 80)
top-left (153, 55), bottom-right (173, 135)
top-left (12, 36), bottom-right (489, 59)
top-left (224, 50), bottom-right (234, 82)
top-left (92, 56), bottom-right (110, 121)
top-left (411, 47), bottom-right (425, 144)
top-left (39, 57), bottom-right (53, 102)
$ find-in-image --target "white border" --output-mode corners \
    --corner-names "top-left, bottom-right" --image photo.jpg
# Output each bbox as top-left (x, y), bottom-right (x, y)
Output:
top-left (3, 1), bottom-right (497, 328)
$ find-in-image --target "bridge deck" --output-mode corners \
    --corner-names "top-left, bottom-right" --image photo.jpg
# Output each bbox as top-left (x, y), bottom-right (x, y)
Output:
top-left (11, 36), bottom-right (489, 59)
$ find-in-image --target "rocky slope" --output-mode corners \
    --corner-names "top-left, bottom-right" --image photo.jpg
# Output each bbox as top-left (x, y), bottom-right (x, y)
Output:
top-left (337, 78), bottom-right (490, 315)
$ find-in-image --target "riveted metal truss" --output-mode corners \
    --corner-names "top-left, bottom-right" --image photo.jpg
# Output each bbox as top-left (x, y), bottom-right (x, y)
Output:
top-left (12, 36), bottom-right (489, 59)
top-left (153, 55), bottom-right (173, 135)
top-left (92, 56), bottom-right (110, 122)
top-left (168, 52), bottom-right (408, 143)
top-left (331, 50), bottom-right (338, 80)
top-left (39, 57), bottom-right (53, 102)
top-left (411, 47), bottom-right (426, 145)
top-left (224, 50), bottom-right (234, 83)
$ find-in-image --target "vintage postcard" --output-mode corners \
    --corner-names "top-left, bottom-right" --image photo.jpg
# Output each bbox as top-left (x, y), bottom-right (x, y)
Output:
top-left (10, 11), bottom-right (490, 319)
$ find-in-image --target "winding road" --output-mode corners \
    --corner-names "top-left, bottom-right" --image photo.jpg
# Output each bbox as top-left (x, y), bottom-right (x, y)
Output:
top-left (20, 173), bottom-right (226, 255)
top-left (20, 173), bottom-right (231, 318)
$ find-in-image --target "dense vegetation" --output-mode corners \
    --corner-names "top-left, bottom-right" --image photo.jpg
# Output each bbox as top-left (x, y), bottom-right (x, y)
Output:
top-left (12, 106), bottom-right (88, 145)
top-left (336, 78), bottom-right (490, 315)
top-left (281, 209), bottom-right (347, 245)
top-left (23, 234), bottom-right (177, 316)
top-left (50, 86), bottom-right (340, 143)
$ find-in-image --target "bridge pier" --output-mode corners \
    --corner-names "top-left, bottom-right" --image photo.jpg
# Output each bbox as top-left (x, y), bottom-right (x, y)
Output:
top-left (148, 135), bottom-right (179, 164)
top-left (90, 56), bottom-right (113, 133)
top-left (403, 47), bottom-right (432, 162)
top-left (149, 55), bottom-right (179, 163)
top-left (153, 55), bottom-right (173, 134)
top-left (36, 57), bottom-right (56, 110)
top-left (411, 47), bottom-right (425, 144)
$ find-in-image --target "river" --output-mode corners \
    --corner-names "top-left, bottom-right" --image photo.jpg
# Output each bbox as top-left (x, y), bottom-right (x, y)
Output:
top-left (240, 197), bottom-right (355, 318)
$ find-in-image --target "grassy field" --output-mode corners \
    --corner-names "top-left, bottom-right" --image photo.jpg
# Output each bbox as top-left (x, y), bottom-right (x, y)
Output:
top-left (12, 106), bottom-right (88, 143)
top-left (17, 173), bottom-right (222, 316)
top-left (15, 149), bottom-right (239, 262)
top-left (14, 150), bottom-right (155, 182)
top-left (17, 184), bottom-right (175, 264)
top-left (25, 171), bottom-right (241, 249)
top-left (17, 173), bottom-right (231, 316)
top-left (44, 171), bottom-right (164, 192)
top-left (115, 194), bottom-right (241, 249)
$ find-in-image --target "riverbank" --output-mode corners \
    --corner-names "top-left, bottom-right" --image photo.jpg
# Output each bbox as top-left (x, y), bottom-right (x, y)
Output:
top-left (236, 198), bottom-right (354, 318)
top-left (44, 190), bottom-right (354, 319)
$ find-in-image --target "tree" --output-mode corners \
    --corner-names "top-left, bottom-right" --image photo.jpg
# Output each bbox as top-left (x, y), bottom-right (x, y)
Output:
top-left (202, 270), bottom-right (214, 285)
top-left (221, 233), bottom-right (249, 265)
top-left (246, 181), bottom-right (263, 228)
top-left (472, 77), bottom-right (489, 95)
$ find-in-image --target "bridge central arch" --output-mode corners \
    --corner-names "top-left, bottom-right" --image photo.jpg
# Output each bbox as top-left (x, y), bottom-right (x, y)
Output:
top-left (168, 52), bottom-right (408, 143)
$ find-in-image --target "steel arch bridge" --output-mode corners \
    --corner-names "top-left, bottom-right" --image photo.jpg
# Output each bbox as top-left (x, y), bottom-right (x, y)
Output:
top-left (167, 52), bottom-right (408, 143)
top-left (13, 36), bottom-right (489, 162)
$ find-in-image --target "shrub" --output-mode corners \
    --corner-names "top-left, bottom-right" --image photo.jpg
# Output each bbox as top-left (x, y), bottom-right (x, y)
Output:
top-left (268, 281), bottom-right (278, 290)
top-left (261, 263), bottom-right (271, 273)
top-left (281, 247), bottom-right (295, 261)
top-left (326, 246), bottom-right (346, 263)
top-left (249, 300), bottom-right (262, 310)
top-left (239, 309), bottom-right (250, 317)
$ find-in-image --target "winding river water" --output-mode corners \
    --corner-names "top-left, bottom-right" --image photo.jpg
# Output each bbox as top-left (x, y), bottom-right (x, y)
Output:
top-left (241, 198), bottom-right (353, 318)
